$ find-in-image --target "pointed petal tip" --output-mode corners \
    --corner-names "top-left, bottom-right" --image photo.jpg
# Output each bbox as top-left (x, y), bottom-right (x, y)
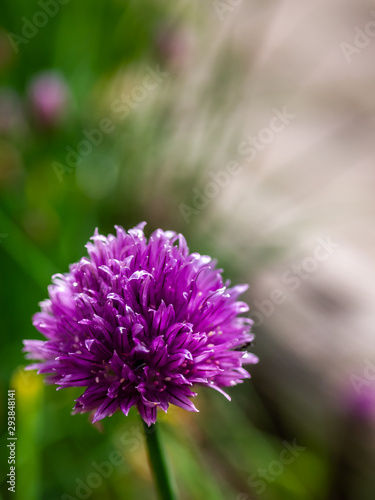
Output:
top-left (241, 352), bottom-right (259, 364)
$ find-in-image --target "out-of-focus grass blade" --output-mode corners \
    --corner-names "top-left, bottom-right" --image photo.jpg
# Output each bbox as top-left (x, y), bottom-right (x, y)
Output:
top-left (0, 209), bottom-right (57, 290)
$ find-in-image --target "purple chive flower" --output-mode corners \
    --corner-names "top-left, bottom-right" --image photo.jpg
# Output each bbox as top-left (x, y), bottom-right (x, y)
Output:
top-left (24, 223), bottom-right (257, 426)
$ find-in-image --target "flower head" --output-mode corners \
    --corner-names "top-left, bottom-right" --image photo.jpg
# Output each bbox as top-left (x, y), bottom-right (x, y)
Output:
top-left (24, 223), bottom-right (257, 425)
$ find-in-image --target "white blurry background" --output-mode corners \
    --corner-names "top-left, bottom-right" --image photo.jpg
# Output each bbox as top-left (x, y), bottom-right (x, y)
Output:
top-left (145, 0), bottom-right (375, 469)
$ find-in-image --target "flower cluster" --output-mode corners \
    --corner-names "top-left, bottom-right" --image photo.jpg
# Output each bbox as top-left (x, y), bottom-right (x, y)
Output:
top-left (24, 223), bottom-right (257, 425)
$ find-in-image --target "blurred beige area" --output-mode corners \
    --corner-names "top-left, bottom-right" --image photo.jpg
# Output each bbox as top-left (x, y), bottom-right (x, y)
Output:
top-left (134, 0), bottom-right (375, 440)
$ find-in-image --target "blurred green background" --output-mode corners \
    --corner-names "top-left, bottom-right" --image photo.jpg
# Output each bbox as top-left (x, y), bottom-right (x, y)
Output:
top-left (1, 1), bottom-right (375, 499)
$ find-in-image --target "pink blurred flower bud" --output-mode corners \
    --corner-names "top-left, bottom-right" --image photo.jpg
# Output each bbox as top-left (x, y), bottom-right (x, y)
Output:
top-left (27, 71), bottom-right (71, 129)
top-left (345, 381), bottom-right (375, 421)
top-left (155, 25), bottom-right (191, 70)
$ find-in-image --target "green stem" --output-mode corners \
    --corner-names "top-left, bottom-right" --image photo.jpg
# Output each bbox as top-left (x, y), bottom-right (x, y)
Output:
top-left (142, 420), bottom-right (177, 500)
